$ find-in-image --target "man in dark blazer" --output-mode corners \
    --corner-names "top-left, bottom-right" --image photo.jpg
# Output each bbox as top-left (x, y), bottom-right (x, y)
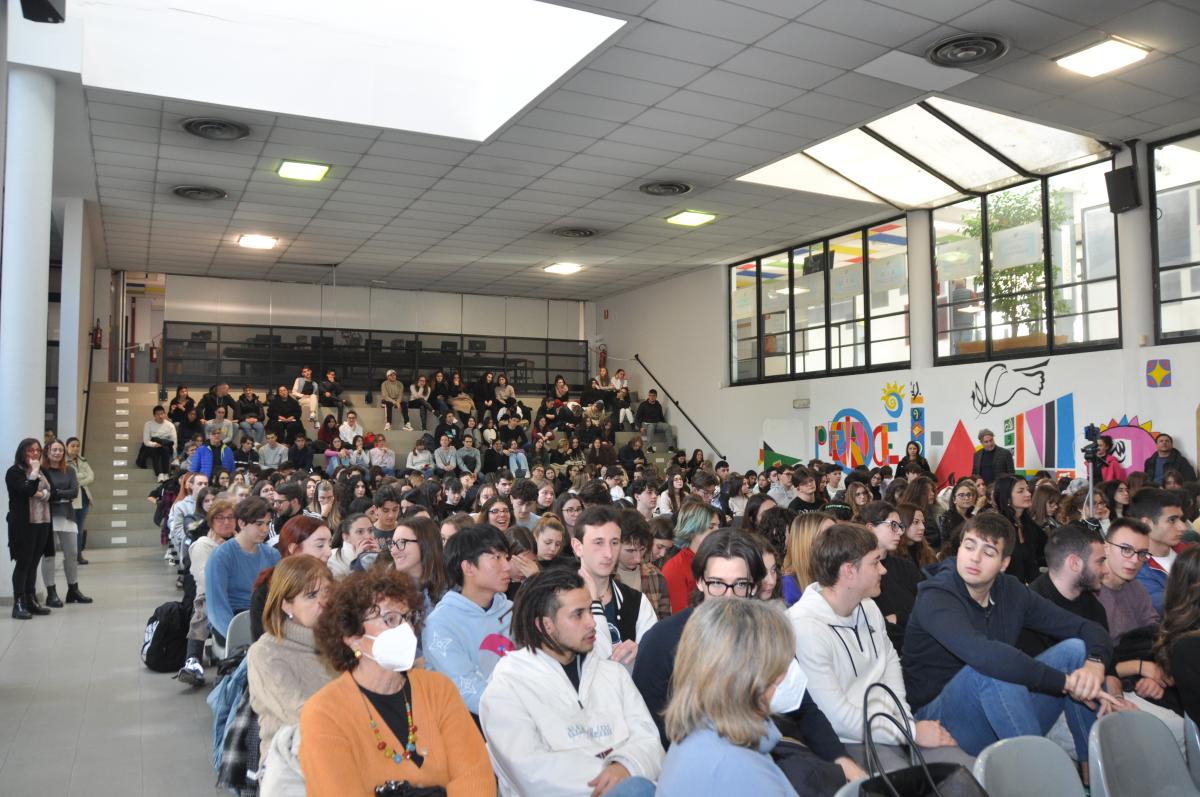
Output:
top-left (972, 428), bottom-right (1015, 485)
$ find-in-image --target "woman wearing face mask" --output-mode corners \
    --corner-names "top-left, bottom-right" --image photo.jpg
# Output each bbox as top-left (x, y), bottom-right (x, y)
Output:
top-left (249, 515), bottom-right (333, 641)
top-left (300, 568), bottom-right (495, 796)
top-left (329, 514), bottom-right (380, 580)
top-left (247, 555), bottom-right (334, 767)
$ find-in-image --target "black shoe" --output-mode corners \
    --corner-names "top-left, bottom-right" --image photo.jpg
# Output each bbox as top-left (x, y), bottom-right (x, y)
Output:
top-left (25, 592), bottom-right (51, 615)
top-left (44, 586), bottom-right (63, 608)
top-left (77, 554), bottom-right (89, 565)
top-left (12, 597), bottom-right (31, 620)
top-left (66, 584), bottom-right (93, 604)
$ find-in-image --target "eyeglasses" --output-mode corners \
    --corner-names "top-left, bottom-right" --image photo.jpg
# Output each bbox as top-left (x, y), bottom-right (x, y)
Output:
top-left (386, 537), bottom-right (419, 552)
top-left (563, 505), bottom-right (583, 514)
top-left (702, 578), bottom-right (756, 597)
top-left (1105, 541), bottom-right (1151, 562)
top-left (955, 492), bottom-right (976, 500)
top-left (875, 520), bottom-right (903, 532)
top-left (488, 508), bottom-right (510, 516)
top-left (364, 608), bottom-right (415, 628)
top-left (212, 514), bottom-right (236, 523)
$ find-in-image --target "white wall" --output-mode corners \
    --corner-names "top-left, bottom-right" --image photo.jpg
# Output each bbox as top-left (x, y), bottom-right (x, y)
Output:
top-left (164, 275), bottom-right (585, 339)
top-left (598, 264), bottom-right (1200, 477)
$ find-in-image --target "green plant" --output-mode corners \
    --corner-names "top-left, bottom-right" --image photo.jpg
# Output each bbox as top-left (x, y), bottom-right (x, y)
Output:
top-left (959, 185), bottom-right (1071, 338)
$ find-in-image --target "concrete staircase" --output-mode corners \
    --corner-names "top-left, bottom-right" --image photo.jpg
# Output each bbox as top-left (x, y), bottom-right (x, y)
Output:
top-left (83, 382), bottom-right (162, 549)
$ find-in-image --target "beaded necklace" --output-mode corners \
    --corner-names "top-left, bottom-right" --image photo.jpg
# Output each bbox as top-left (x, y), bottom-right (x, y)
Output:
top-left (357, 677), bottom-right (423, 766)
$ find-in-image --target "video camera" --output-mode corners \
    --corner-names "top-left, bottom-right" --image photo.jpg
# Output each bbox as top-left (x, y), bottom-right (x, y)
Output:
top-left (1081, 423), bottom-right (1101, 464)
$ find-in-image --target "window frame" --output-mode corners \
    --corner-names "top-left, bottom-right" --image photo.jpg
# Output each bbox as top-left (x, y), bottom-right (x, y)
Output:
top-left (929, 157), bottom-right (1122, 366)
top-left (727, 214), bottom-right (910, 387)
top-left (1148, 129), bottom-right (1200, 345)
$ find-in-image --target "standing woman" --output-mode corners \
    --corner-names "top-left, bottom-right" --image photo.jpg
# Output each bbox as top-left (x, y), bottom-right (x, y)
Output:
top-left (992, 474), bottom-right (1045, 584)
top-left (896, 441), bottom-right (931, 475)
top-left (8, 438), bottom-right (52, 619)
top-left (66, 437), bottom-right (94, 566)
top-left (40, 438), bottom-right (91, 606)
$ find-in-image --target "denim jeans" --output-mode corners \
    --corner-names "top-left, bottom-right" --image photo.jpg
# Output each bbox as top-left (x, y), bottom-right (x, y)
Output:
top-left (239, 420), bottom-right (265, 444)
top-left (606, 776), bottom-right (655, 797)
top-left (914, 638), bottom-right (1095, 761)
top-left (640, 422), bottom-right (675, 450)
top-left (508, 451), bottom-right (530, 477)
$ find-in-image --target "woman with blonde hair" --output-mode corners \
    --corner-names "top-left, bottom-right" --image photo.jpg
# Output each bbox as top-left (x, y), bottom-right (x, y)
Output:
top-left (307, 478), bottom-right (341, 530)
top-left (247, 554), bottom-right (334, 764)
top-left (845, 481), bottom-right (872, 521)
top-left (780, 511), bottom-right (835, 607)
top-left (658, 598), bottom-right (803, 796)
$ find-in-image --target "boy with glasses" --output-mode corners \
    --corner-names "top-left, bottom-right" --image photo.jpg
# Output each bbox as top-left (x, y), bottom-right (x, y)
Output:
top-left (422, 524), bottom-right (515, 715)
top-left (1098, 518), bottom-right (1168, 698)
top-left (176, 498), bottom-right (239, 687)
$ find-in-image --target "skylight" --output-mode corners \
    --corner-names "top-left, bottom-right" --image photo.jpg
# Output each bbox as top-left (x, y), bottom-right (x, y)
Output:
top-left (77, 0), bottom-right (625, 141)
top-left (737, 97), bottom-right (1112, 209)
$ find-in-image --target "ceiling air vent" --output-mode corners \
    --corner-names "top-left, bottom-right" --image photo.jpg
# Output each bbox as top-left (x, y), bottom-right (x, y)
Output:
top-left (172, 185), bottom-right (228, 201)
top-left (181, 117), bottom-right (251, 141)
top-left (925, 34), bottom-right (1010, 67)
top-left (551, 227), bottom-right (597, 238)
top-left (639, 181), bottom-right (692, 196)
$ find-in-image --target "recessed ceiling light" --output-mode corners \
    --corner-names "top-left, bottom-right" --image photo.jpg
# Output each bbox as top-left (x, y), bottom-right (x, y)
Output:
top-left (1055, 37), bottom-right (1148, 77)
top-left (278, 160), bottom-right (330, 181)
top-left (238, 234), bottom-right (278, 250)
top-left (544, 262), bottom-right (583, 275)
top-left (666, 210), bottom-right (717, 227)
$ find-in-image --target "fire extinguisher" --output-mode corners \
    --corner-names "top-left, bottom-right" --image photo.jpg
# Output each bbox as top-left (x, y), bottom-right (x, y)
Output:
top-left (597, 344), bottom-right (607, 372)
top-left (91, 319), bottom-right (102, 350)
top-left (149, 344), bottom-right (158, 363)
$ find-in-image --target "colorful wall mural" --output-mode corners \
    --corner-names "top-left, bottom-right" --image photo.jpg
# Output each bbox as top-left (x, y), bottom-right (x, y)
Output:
top-left (1096, 416), bottom-right (1158, 474)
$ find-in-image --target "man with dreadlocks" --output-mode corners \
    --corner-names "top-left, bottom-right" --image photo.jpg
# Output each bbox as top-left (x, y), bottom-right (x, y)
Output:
top-left (479, 567), bottom-right (664, 797)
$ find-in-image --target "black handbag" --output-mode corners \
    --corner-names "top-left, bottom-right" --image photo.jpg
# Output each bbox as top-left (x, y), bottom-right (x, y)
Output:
top-left (858, 683), bottom-right (988, 797)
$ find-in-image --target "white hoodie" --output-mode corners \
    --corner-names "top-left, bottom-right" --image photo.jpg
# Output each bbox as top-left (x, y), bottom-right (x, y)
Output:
top-left (480, 646), bottom-right (664, 797)
top-left (788, 582), bottom-right (912, 744)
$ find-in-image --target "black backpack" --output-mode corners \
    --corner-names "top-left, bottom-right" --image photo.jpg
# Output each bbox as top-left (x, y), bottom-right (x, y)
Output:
top-left (141, 600), bottom-right (190, 672)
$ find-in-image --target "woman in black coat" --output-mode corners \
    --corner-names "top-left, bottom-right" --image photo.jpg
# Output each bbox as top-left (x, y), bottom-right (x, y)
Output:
top-left (7, 438), bottom-right (52, 619)
top-left (896, 441), bottom-right (932, 475)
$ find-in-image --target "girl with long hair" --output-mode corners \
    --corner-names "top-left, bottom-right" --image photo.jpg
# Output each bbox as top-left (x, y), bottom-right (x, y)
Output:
top-left (991, 475), bottom-right (1045, 584)
top-left (1153, 546), bottom-right (1200, 724)
top-left (780, 511), bottom-right (835, 607)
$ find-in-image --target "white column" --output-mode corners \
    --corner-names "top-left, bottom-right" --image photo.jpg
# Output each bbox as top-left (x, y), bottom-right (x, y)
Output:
top-left (58, 197), bottom-right (86, 439)
top-left (0, 66), bottom-right (56, 598)
top-left (1115, 143), bottom-right (1154, 348)
top-left (906, 209), bottom-right (934, 369)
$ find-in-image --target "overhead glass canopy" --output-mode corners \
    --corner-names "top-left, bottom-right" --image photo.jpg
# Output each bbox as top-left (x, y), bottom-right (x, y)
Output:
top-left (737, 97), bottom-right (1114, 210)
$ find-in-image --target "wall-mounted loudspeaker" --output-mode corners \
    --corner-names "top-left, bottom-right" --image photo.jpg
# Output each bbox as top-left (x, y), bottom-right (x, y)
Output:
top-left (21, 0), bottom-right (64, 22)
top-left (1105, 165), bottom-right (1141, 214)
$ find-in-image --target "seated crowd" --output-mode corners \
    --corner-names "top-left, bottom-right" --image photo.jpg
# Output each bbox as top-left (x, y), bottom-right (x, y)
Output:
top-left (117, 370), bottom-right (1200, 797)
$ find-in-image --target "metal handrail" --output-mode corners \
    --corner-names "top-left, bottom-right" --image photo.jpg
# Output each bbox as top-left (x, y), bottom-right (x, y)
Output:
top-left (633, 353), bottom-right (725, 461)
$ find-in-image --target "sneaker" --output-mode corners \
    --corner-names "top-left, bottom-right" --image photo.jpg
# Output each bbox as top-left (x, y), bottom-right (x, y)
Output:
top-left (403, 423), bottom-right (413, 431)
top-left (175, 657), bottom-right (206, 687)
top-left (175, 575), bottom-right (185, 590)
top-left (384, 423), bottom-right (391, 431)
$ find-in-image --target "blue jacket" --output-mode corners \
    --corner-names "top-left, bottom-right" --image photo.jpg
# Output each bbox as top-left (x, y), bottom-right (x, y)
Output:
top-left (902, 558), bottom-right (1112, 712)
top-left (191, 443), bottom-right (234, 479)
top-left (1135, 557), bottom-right (1170, 616)
top-left (657, 720), bottom-right (798, 797)
top-left (421, 589), bottom-right (514, 714)
top-left (206, 655), bottom-right (248, 771)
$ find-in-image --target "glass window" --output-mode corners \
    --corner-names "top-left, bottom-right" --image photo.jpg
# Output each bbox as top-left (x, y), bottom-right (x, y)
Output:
top-left (829, 231), bottom-right (866, 370)
top-left (1151, 133), bottom-right (1200, 340)
top-left (988, 182), bottom-right (1048, 353)
top-left (730, 262), bottom-right (759, 382)
top-left (934, 198), bottom-right (986, 358)
top-left (867, 219), bottom-right (910, 365)
top-left (807, 129), bottom-right (959, 208)
top-left (791, 242), bottom-right (827, 375)
top-left (1048, 162), bottom-right (1119, 346)
top-left (760, 252), bottom-right (791, 378)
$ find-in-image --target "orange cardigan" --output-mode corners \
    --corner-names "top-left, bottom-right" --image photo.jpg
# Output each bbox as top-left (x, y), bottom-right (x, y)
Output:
top-left (299, 669), bottom-right (496, 797)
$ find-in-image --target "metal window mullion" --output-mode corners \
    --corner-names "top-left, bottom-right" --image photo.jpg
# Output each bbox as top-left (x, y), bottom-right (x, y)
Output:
top-left (861, 229), bottom-right (872, 369)
top-left (823, 241), bottom-right (832, 374)
top-left (787, 249), bottom-right (796, 377)
top-left (1042, 176), bottom-right (1055, 354)
top-left (981, 196), bottom-right (993, 359)
top-left (756, 257), bottom-right (764, 381)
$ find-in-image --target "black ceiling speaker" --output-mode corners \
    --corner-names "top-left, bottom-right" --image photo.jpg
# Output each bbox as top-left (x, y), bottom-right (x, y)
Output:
top-left (21, 0), bottom-right (65, 22)
top-left (1105, 166), bottom-right (1141, 214)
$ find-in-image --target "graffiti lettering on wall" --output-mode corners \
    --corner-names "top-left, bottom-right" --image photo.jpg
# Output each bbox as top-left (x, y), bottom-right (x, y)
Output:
top-left (1097, 416), bottom-right (1157, 472)
top-left (1146, 359), bottom-right (1172, 388)
top-left (1002, 394), bottom-right (1076, 471)
top-left (970, 359), bottom-right (1048, 414)
top-left (815, 381), bottom-right (921, 471)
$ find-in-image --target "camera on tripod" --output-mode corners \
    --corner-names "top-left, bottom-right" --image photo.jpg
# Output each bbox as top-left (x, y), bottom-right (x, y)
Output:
top-left (1081, 423), bottom-right (1102, 463)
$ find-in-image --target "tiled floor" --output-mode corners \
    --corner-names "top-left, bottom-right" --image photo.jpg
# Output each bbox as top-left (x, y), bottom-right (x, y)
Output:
top-left (0, 545), bottom-right (224, 797)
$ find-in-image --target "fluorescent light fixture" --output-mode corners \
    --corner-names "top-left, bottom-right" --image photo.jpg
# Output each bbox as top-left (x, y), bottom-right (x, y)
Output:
top-left (238, 234), bottom-right (278, 249)
top-left (278, 160), bottom-right (330, 181)
top-left (544, 262), bottom-right (583, 275)
top-left (1056, 37), bottom-right (1148, 77)
top-left (738, 153), bottom-right (885, 204)
top-left (77, 0), bottom-right (625, 141)
top-left (666, 210), bottom-right (717, 227)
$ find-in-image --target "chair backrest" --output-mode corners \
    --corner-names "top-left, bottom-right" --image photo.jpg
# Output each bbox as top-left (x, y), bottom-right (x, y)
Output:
top-left (1089, 711), bottom-right (1199, 797)
top-left (224, 610), bottom-right (253, 655)
top-left (1187, 716), bottom-right (1200, 790)
top-left (973, 735), bottom-right (1084, 797)
top-left (833, 777), bottom-right (865, 797)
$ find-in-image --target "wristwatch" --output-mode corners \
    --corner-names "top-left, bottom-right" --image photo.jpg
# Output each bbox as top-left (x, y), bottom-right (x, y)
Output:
top-left (1087, 655), bottom-right (1104, 665)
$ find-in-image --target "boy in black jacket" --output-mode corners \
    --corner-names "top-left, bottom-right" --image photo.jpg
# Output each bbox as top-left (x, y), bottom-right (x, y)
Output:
top-left (902, 514), bottom-right (1118, 764)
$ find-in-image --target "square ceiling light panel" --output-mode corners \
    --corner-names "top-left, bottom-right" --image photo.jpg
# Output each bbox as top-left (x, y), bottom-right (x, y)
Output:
top-left (737, 153), bottom-right (886, 205)
top-left (78, 0), bottom-right (626, 141)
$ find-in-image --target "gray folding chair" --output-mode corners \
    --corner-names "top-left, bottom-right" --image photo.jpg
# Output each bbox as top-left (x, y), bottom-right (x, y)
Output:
top-left (972, 735), bottom-right (1083, 797)
top-left (1187, 716), bottom-right (1200, 790)
top-left (833, 777), bottom-right (865, 797)
top-left (1089, 711), bottom-right (1200, 797)
top-left (224, 610), bottom-right (252, 655)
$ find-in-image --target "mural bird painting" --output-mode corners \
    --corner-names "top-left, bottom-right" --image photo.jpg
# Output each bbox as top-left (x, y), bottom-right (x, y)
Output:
top-left (970, 359), bottom-right (1049, 414)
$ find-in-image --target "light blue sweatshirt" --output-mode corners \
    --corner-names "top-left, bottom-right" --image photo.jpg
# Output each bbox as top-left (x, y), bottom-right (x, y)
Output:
top-left (204, 539), bottom-right (281, 636)
top-left (656, 720), bottom-right (799, 797)
top-left (421, 589), bottom-right (514, 714)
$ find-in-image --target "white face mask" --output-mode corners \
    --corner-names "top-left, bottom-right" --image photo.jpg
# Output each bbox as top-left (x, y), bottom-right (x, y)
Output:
top-left (363, 622), bottom-right (418, 672)
top-left (769, 658), bottom-right (809, 715)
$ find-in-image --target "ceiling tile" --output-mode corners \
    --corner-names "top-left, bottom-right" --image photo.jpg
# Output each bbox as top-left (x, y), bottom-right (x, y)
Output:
top-left (1120, 55), bottom-right (1200, 98)
top-left (643, 0), bottom-right (787, 43)
top-left (814, 72), bottom-right (925, 108)
top-left (518, 108), bottom-right (623, 138)
top-left (1073, 79), bottom-right (1176, 114)
top-left (782, 91), bottom-right (883, 124)
top-left (583, 139), bottom-right (681, 166)
top-left (872, 0), bottom-right (989, 21)
top-left (498, 125), bottom-right (598, 153)
top-left (629, 108), bottom-right (739, 139)
top-left (539, 90), bottom-right (648, 124)
top-left (657, 90), bottom-right (770, 124)
top-left (1011, 0), bottom-right (1146, 27)
top-left (758, 23), bottom-right (889, 69)
top-left (749, 108), bottom-right (846, 138)
top-left (561, 69), bottom-right (678, 106)
top-left (604, 124), bottom-right (710, 153)
top-left (1022, 96), bottom-right (1122, 129)
top-left (686, 70), bottom-right (808, 107)
top-left (1134, 98), bottom-right (1200, 125)
top-left (943, 74), bottom-right (1053, 110)
top-left (617, 21), bottom-right (747, 67)
top-left (1105, 1), bottom-right (1200, 54)
top-left (799, 0), bottom-right (940, 46)
top-left (950, 0), bottom-right (1085, 53)
top-left (587, 47), bottom-right (711, 88)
